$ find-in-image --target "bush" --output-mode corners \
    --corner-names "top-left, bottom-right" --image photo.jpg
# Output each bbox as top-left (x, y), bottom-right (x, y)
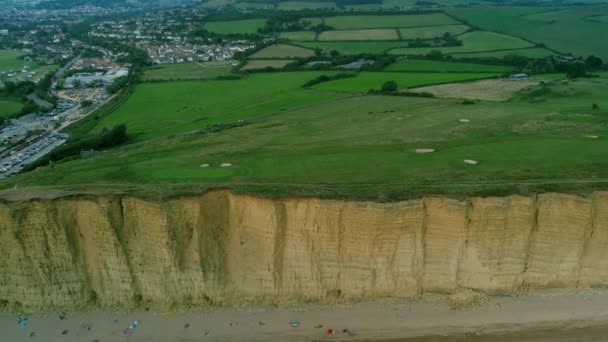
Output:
top-left (81, 100), bottom-right (93, 108)
top-left (381, 80), bottom-right (398, 92)
top-left (592, 103), bottom-right (599, 110)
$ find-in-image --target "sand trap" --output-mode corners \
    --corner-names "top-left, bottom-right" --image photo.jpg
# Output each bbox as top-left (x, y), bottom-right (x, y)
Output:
top-left (464, 159), bottom-right (478, 165)
top-left (200, 163), bottom-right (210, 168)
top-left (416, 149), bottom-right (435, 153)
top-left (220, 163), bottom-right (233, 167)
top-left (459, 119), bottom-right (470, 123)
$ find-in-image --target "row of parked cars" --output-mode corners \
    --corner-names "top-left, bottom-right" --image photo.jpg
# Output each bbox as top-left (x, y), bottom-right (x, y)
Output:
top-left (0, 133), bottom-right (67, 175)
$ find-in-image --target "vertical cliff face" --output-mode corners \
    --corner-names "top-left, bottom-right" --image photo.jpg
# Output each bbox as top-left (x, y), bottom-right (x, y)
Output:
top-left (0, 191), bottom-right (607, 311)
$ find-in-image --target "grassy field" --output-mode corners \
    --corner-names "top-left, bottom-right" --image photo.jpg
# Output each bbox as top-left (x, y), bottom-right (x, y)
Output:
top-left (384, 59), bottom-right (514, 73)
top-left (235, 2), bottom-right (274, 9)
top-left (0, 50), bottom-right (27, 72)
top-left (240, 59), bottom-right (293, 70)
top-left (6, 77), bottom-right (608, 199)
top-left (142, 62), bottom-right (235, 81)
top-left (448, 5), bottom-right (608, 59)
top-left (313, 72), bottom-right (499, 92)
top-left (0, 99), bottom-right (22, 118)
top-left (389, 31), bottom-right (534, 55)
top-left (278, 1), bottom-right (336, 10)
top-left (589, 15), bottom-right (608, 23)
top-left (314, 14), bottom-right (459, 30)
top-left (249, 44), bottom-right (315, 58)
top-left (318, 29), bottom-right (399, 41)
top-left (279, 31), bottom-right (317, 41)
top-left (398, 25), bottom-right (470, 39)
top-left (297, 41), bottom-right (409, 54)
top-left (451, 48), bottom-right (555, 59)
top-left (204, 19), bottom-right (266, 34)
top-left (85, 72), bottom-right (343, 141)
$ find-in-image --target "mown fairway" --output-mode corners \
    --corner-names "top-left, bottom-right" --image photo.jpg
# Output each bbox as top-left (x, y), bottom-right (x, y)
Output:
top-left (318, 14), bottom-right (459, 29)
top-left (6, 77), bottom-right (608, 199)
top-left (384, 59), bottom-right (514, 73)
top-left (142, 62), bottom-right (234, 81)
top-left (448, 5), bottom-right (608, 59)
top-left (89, 72), bottom-right (344, 141)
top-left (0, 99), bottom-right (22, 118)
top-left (204, 19), bottom-right (267, 34)
top-left (389, 31), bottom-right (533, 55)
top-left (249, 44), bottom-right (315, 58)
top-left (313, 72), bottom-right (499, 92)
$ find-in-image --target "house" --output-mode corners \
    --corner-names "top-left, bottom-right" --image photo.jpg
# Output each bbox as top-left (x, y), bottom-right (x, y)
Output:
top-left (509, 73), bottom-right (529, 81)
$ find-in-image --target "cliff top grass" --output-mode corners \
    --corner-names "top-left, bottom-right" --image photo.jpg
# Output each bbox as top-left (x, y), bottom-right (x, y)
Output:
top-left (2, 73), bottom-right (608, 201)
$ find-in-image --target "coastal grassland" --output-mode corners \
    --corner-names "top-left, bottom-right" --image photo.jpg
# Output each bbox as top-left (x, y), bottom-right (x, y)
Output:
top-left (313, 72), bottom-right (499, 92)
top-left (450, 48), bottom-right (555, 59)
top-left (6, 78), bottom-right (608, 199)
top-left (83, 72), bottom-right (344, 141)
top-left (316, 14), bottom-right (459, 29)
top-left (0, 99), bottom-right (23, 118)
top-left (204, 19), bottom-right (267, 34)
top-left (142, 62), bottom-right (235, 81)
top-left (318, 29), bottom-right (399, 41)
top-left (278, 1), bottom-right (336, 10)
top-left (389, 31), bottom-right (534, 55)
top-left (279, 31), bottom-right (317, 41)
top-left (249, 44), bottom-right (315, 58)
top-left (384, 59), bottom-right (514, 73)
top-left (448, 5), bottom-right (608, 59)
top-left (397, 24), bottom-right (470, 39)
top-left (296, 41), bottom-right (409, 54)
top-left (240, 59), bottom-right (293, 70)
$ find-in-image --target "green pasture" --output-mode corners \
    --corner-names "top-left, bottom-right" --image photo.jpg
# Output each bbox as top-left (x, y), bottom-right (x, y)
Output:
top-left (389, 31), bottom-right (534, 55)
top-left (312, 14), bottom-right (459, 30)
top-left (279, 31), bottom-right (317, 41)
top-left (451, 48), bottom-right (555, 59)
top-left (6, 78), bottom-right (608, 199)
top-left (204, 19), bottom-right (267, 34)
top-left (313, 72), bottom-right (499, 92)
top-left (249, 44), bottom-right (315, 58)
top-left (297, 41), bottom-right (409, 54)
top-left (278, 1), bottom-right (336, 10)
top-left (0, 99), bottom-right (23, 118)
top-left (318, 29), bottom-right (399, 41)
top-left (398, 24), bottom-right (470, 39)
top-left (142, 62), bottom-right (235, 81)
top-left (384, 59), bottom-right (514, 73)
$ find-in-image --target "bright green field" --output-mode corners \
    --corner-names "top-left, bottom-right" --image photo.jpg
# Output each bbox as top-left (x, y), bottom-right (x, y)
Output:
top-left (142, 62), bottom-right (235, 81)
top-left (448, 5), bottom-right (608, 59)
top-left (314, 72), bottom-right (499, 92)
top-left (297, 41), bottom-right (409, 54)
top-left (313, 14), bottom-right (459, 30)
top-left (6, 77), bottom-right (608, 199)
top-left (398, 24), bottom-right (470, 39)
top-left (384, 59), bottom-right (514, 73)
top-left (204, 19), bottom-right (267, 34)
top-left (278, 1), bottom-right (336, 10)
top-left (0, 99), bottom-right (22, 118)
top-left (389, 31), bottom-right (534, 55)
top-left (451, 48), bottom-right (556, 59)
top-left (88, 72), bottom-right (343, 141)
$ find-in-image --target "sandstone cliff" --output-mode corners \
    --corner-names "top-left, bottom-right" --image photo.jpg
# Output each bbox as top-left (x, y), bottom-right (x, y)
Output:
top-left (1, 191), bottom-right (607, 311)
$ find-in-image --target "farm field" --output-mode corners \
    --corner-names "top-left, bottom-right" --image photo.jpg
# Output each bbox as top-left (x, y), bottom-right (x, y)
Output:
top-left (313, 72), bottom-right (499, 92)
top-left (389, 31), bottom-right (534, 55)
top-left (204, 19), bottom-right (266, 34)
top-left (397, 24), bottom-right (470, 39)
top-left (235, 2), bottom-right (274, 9)
top-left (240, 59), bottom-right (293, 70)
top-left (313, 14), bottom-right (459, 30)
top-left (318, 29), bottom-right (399, 41)
top-left (448, 5), bottom-right (608, 59)
top-left (249, 44), bottom-right (315, 58)
top-left (142, 62), bottom-right (235, 81)
top-left (297, 41), bottom-right (409, 54)
top-left (0, 99), bottom-right (22, 118)
top-left (86, 72), bottom-right (343, 141)
top-left (6, 78), bottom-right (608, 198)
top-left (278, 1), bottom-right (336, 10)
top-left (279, 31), bottom-right (317, 41)
top-left (0, 50), bottom-right (27, 72)
top-left (384, 59), bottom-right (514, 73)
top-left (451, 47), bottom-right (555, 59)
top-left (408, 78), bottom-right (542, 101)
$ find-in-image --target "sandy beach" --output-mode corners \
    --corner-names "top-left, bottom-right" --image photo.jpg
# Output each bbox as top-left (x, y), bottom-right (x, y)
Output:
top-left (3, 289), bottom-right (608, 341)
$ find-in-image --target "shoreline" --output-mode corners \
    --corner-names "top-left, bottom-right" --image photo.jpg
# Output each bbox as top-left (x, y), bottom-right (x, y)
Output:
top-left (4, 289), bottom-right (608, 341)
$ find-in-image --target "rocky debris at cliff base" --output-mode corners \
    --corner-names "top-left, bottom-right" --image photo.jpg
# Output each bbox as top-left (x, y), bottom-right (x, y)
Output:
top-left (415, 149), bottom-right (435, 153)
top-left (447, 289), bottom-right (489, 310)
